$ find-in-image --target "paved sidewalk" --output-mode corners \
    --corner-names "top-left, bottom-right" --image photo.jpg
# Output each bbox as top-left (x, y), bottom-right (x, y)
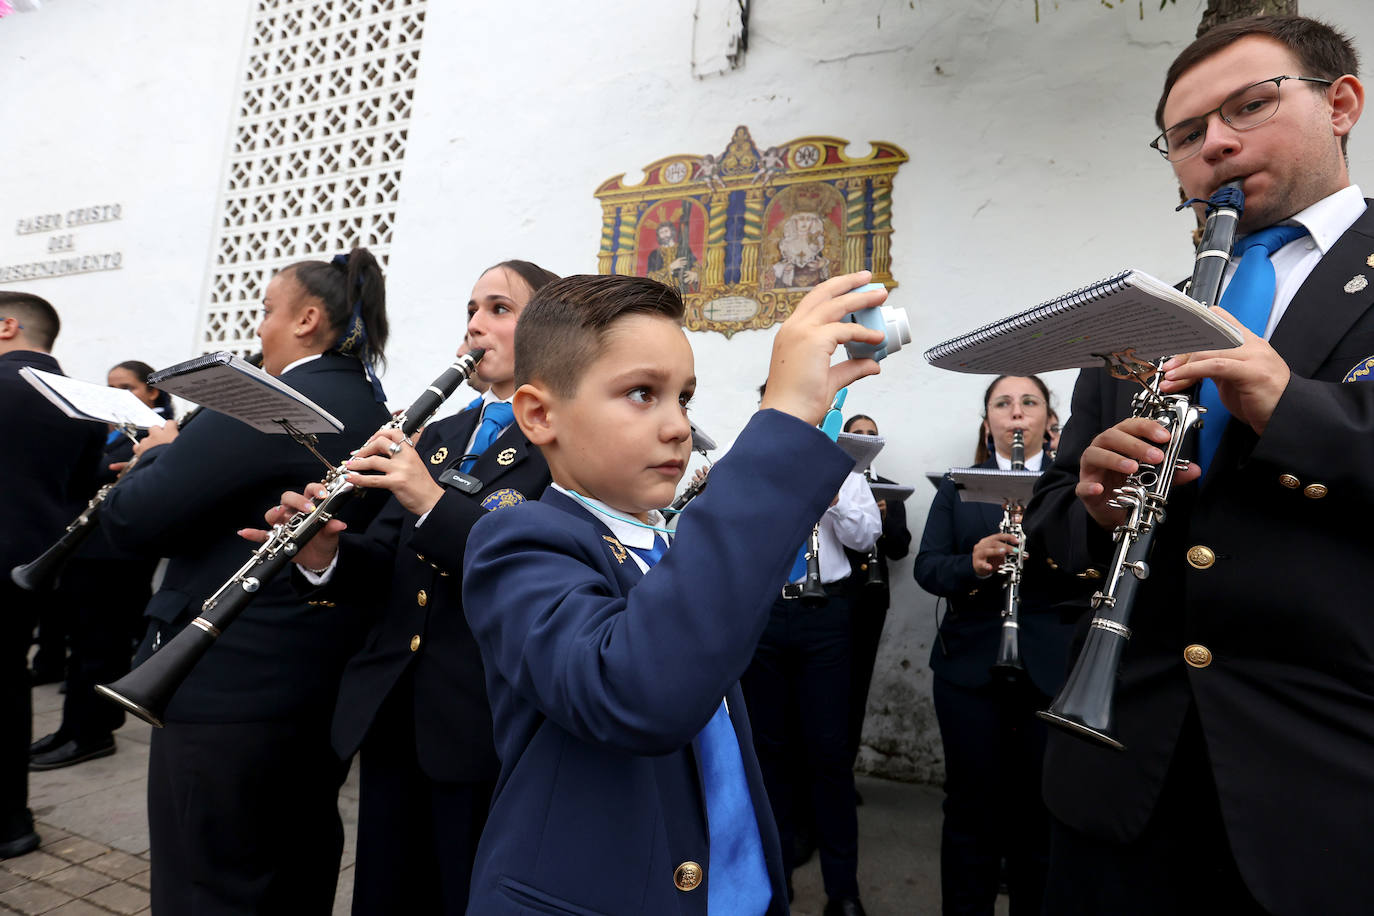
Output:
top-left (8, 682), bottom-right (989, 915)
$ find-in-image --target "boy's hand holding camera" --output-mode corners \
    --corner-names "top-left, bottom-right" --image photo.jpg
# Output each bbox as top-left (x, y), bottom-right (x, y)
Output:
top-left (760, 270), bottom-right (888, 426)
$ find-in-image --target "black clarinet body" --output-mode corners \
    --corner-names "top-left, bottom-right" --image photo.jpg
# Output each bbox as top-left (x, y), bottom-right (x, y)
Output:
top-left (1038, 180), bottom-right (1243, 749)
top-left (861, 469), bottom-right (886, 595)
top-left (992, 430), bottom-right (1028, 676)
top-left (95, 349), bottom-right (485, 727)
top-left (799, 523), bottom-right (828, 607)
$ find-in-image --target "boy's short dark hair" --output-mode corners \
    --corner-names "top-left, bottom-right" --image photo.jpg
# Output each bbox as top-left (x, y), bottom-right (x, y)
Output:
top-left (515, 275), bottom-right (684, 396)
top-left (0, 291), bottom-right (60, 350)
top-left (1156, 16), bottom-right (1360, 153)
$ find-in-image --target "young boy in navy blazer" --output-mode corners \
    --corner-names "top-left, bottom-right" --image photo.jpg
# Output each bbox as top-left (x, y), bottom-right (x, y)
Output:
top-left (460, 270), bottom-right (889, 915)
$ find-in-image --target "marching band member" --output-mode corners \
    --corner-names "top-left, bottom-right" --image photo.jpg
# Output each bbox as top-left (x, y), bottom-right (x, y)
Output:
top-left (1027, 16), bottom-right (1374, 915)
top-left (0, 293), bottom-right (105, 858)
top-left (264, 260), bottom-right (557, 915)
top-left (103, 249), bottom-right (392, 914)
top-left (914, 375), bottom-right (1074, 916)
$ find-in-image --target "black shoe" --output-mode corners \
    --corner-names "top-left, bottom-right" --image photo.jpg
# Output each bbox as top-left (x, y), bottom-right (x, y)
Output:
top-left (29, 731), bottom-right (67, 757)
top-left (0, 811), bottom-right (38, 860)
top-left (29, 738), bottom-right (116, 772)
top-left (823, 897), bottom-right (867, 916)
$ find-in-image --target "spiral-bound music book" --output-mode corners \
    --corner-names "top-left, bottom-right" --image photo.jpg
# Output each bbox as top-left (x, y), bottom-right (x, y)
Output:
top-left (924, 269), bottom-right (1244, 375)
top-left (149, 352), bottom-right (342, 435)
top-left (948, 467), bottom-right (1042, 505)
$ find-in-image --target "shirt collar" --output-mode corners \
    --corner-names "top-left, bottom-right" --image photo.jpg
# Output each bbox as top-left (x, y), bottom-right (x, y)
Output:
top-left (480, 389), bottom-right (512, 409)
top-left (994, 450), bottom-right (1044, 471)
top-left (280, 352), bottom-right (324, 375)
top-left (1274, 184), bottom-right (1366, 257)
top-left (551, 482), bottom-right (663, 551)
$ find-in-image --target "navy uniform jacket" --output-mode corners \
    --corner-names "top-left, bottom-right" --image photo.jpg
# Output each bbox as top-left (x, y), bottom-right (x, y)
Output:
top-left (915, 457), bottom-right (1077, 696)
top-left (325, 407), bottom-right (551, 781)
top-left (0, 350), bottom-right (105, 575)
top-left (1024, 203), bottom-right (1374, 916)
top-left (462, 410), bottom-right (852, 915)
top-left (102, 353), bottom-right (390, 723)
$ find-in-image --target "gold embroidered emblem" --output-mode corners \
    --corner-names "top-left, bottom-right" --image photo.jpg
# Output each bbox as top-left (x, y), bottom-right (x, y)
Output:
top-left (496, 447), bottom-right (517, 466)
top-left (602, 536), bottom-right (628, 565)
top-left (1343, 356), bottom-right (1374, 383)
top-left (1367, 253), bottom-right (1374, 268)
top-left (429, 447), bottom-right (449, 465)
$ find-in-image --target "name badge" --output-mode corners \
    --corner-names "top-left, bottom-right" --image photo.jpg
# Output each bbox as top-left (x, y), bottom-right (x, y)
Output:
top-left (438, 468), bottom-right (482, 494)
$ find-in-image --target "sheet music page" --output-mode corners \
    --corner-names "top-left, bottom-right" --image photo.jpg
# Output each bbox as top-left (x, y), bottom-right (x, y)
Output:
top-left (868, 481), bottom-right (915, 503)
top-left (836, 432), bottom-right (884, 473)
top-left (947, 467), bottom-right (1041, 505)
top-left (925, 270), bottom-right (1245, 375)
top-left (149, 353), bottom-right (342, 434)
top-left (20, 367), bottom-right (167, 429)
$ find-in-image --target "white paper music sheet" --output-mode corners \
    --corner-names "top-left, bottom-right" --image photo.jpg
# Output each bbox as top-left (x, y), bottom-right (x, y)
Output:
top-left (20, 367), bottom-right (167, 429)
top-left (148, 352), bottom-right (342, 435)
top-left (947, 467), bottom-right (1042, 505)
top-left (924, 269), bottom-right (1245, 375)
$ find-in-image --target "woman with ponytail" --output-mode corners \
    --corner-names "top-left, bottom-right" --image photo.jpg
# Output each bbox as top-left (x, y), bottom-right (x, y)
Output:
top-left (913, 375), bottom-right (1077, 916)
top-left (103, 247), bottom-right (393, 915)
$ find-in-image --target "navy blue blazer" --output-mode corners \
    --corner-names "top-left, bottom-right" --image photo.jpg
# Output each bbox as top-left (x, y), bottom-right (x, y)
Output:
top-left (325, 406), bottom-right (551, 780)
top-left (0, 350), bottom-right (105, 574)
top-left (914, 456), bottom-right (1077, 695)
top-left (102, 352), bottom-right (390, 722)
top-left (461, 409), bottom-right (852, 915)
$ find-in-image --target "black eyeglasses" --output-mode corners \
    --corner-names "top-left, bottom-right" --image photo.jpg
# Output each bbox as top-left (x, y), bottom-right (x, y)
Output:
top-left (1149, 75), bottom-right (1334, 162)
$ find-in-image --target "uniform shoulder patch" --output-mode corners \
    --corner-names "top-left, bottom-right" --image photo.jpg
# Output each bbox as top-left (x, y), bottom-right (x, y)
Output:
top-left (480, 488), bottom-right (526, 511)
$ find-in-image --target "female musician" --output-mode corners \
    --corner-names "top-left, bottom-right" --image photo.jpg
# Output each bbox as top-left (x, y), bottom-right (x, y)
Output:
top-left (265, 260), bottom-right (558, 915)
top-left (913, 375), bottom-right (1076, 916)
top-left (29, 362), bottom-right (169, 771)
top-left (102, 249), bottom-right (392, 914)
top-left (840, 414), bottom-right (911, 770)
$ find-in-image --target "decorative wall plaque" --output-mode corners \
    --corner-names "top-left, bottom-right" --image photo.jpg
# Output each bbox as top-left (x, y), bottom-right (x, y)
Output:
top-left (594, 126), bottom-right (907, 337)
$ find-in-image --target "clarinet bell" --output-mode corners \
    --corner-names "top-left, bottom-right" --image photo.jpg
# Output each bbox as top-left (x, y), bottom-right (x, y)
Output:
top-left (863, 551), bottom-right (886, 595)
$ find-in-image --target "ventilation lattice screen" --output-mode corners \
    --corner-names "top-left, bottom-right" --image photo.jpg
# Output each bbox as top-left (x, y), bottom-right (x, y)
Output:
top-left (200, 0), bottom-right (426, 355)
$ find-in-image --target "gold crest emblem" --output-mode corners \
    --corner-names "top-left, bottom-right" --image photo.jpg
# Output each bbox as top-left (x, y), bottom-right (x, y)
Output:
top-left (496, 447), bottom-right (517, 466)
top-left (602, 536), bottom-right (628, 565)
top-left (595, 125), bottom-right (907, 338)
top-left (429, 446), bottom-right (449, 465)
top-left (480, 488), bottom-right (526, 511)
top-left (1367, 253), bottom-right (1374, 268)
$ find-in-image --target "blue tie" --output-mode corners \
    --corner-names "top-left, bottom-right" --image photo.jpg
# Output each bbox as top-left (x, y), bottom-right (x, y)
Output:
top-left (633, 537), bottom-right (772, 914)
top-left (1195, 223), bottom-right (1310, 474)
top-left (459, 401), bottom-right (513, 473)
top-left (787, 543), bottom-right (808, 584)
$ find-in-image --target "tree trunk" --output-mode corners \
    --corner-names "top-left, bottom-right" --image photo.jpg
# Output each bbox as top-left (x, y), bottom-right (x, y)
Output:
top-left (1197, 0), bottom-right (1299, 38)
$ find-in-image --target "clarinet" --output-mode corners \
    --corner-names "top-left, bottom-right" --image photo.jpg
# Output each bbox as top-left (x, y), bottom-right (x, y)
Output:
top-left (10, 353), bottom-right (262, 592)
top-left (861, 468), bottom-right (886, 595)
top-left (1038, 180), bottom-right (1243, 749)
top-left (991, 430), bottom-right (1027, 676)
top-left (799, 524), bottom-right (828, 607)
top-left (95, 349), bottom-right (485, 727)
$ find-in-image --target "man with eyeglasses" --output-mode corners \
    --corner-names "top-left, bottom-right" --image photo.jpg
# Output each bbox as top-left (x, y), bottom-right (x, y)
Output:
top-left (1026, 16), bottom-right (1371, 916)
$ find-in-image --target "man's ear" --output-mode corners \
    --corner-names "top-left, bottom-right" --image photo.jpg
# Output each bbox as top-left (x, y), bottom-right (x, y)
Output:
top-left (1330, 73), bottom-right (1365, 140)
top-left (513, 382), bottom-right (556, 446)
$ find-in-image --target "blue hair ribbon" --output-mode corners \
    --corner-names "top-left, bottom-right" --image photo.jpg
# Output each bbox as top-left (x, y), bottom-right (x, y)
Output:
top-left (330, 253), bottom-right (386, 402)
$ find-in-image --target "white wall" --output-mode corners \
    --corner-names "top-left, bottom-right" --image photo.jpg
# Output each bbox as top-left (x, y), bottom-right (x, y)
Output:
top-left (3, 0), bottom-right (1369, 781)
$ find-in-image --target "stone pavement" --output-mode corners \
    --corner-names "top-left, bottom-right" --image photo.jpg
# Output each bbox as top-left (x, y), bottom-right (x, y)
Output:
top-left (7, 682), bottom-right (998, 915)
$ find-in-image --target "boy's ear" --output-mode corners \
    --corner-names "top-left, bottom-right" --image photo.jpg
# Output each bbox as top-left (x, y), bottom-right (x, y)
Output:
top-left (512, 382), bottom-right (557, 446)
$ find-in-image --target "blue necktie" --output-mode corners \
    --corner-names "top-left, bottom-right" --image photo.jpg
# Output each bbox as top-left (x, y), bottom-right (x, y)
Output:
top-left (1195, 223), bottom-right (1310, 474)
top-left (633, 536), bottom-right (772, 914)
top-left (459, 401), bottom-right (513, 473)
top-left (464, 394), bottom-right (483, 411)
top-left (787, 543), bottom-right (808, 584)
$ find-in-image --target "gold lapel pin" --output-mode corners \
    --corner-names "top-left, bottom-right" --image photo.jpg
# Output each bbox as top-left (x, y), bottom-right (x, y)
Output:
top-left (497, 447), bottom-right (517, 466)
top-left (1366, 253), bottom-right (1374, 268)
top-left (429, 446), bottom-right (449, 464)
top-left (602, 536), bottom-right (628, 565)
